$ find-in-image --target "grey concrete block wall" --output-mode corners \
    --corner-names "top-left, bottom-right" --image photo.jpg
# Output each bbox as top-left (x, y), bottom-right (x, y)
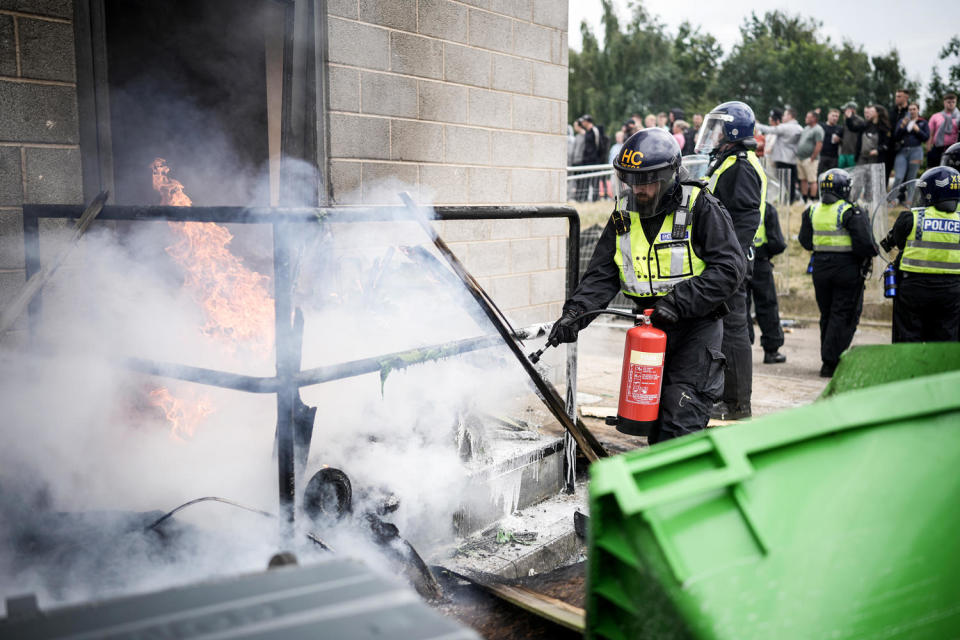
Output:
top-left (0, 3), bottom-right (79, 342)
top-left (326, 0), bottom-right (570, 324)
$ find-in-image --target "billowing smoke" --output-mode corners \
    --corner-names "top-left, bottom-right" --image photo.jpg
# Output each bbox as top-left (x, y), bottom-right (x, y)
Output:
top-left (0, 170), bottom-right (552, 614)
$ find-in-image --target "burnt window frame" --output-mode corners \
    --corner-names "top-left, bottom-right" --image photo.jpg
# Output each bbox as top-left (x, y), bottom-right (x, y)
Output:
top-left (71, 0), bottom-right (330, 207)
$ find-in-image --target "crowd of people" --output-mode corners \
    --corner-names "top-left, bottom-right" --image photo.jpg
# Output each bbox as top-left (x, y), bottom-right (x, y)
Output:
top-left (569, 89), bottom-right (960, 205)
top-left (554, 94), bottom-right (960, 445)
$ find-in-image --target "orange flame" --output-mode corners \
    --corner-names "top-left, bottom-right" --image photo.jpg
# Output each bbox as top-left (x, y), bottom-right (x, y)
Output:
top-left (147, 159), bottom-right (275, 440)
top-left (152, 158), bottom-right (275, 355)
top-left (149, 387), bottom-right (214, 441)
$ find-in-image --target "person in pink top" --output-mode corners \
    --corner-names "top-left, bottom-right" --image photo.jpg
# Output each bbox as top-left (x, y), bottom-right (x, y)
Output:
top-left (927, 93), bottom-right (959, 167)
top-left (672, 120), bottom-right (689, 149)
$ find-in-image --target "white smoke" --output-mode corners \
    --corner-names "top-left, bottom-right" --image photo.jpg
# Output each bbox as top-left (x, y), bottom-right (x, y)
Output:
top-left (0, 177), bottom-right (548, 614)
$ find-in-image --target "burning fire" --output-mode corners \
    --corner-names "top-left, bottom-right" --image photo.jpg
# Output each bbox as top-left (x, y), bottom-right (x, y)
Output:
top-left (152, 158), bottom-right (275, 354)
top-left (149, 387), bottom-right (214, 442)
top-left (148, 159), bottom-right (276, 439)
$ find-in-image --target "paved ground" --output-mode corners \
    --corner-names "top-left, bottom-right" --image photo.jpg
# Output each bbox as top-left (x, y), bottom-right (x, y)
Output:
top-left (573, 318), bottom-right (890, 453)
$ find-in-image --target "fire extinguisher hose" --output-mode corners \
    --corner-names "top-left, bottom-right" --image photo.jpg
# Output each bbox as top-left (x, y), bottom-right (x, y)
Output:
top-left (528, 309), bottom-right (648, 364)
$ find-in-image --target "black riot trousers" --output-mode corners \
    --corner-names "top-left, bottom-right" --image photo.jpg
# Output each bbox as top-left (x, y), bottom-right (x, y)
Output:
top-left (746, 258), bottom-right (784, 351)
top-left (892, 274), bottom-right (960, 342)
top-left (812, 258), bottom-right (864, 366)
top-left (649, 316), bottom-right (725, 444)
top-left (719, 282), bottom-right (753, 410)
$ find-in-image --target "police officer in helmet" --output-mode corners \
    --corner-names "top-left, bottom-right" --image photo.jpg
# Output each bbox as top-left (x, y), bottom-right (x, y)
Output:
top-left (880, 165), bottom-right (960, 342)
top-left (942, 142), bottom-right (960, 172)
top-left (799, 169), bottom-right (878, 376)
top-left (697, 101), bottom-right (767, 420)
top-left (549, 128), bottom-right (745, 443)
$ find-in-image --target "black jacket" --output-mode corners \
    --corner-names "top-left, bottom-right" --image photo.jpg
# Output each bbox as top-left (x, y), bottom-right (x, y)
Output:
top-left (705, 142), bottom-right (763, 254)
top-left (755, 202), bottom-right (786, 260)
top-left (799, 200), bottom-right (878, 265)
top-left (566, 185), bottom-right (746, 322)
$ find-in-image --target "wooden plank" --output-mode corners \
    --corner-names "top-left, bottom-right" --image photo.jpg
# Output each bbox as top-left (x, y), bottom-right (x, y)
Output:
top-left (443, 568), bottom-right (585, 633)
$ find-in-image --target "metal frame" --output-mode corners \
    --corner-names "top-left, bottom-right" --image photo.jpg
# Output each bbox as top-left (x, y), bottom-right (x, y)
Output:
top-left (17, 203), bottom-right (580, 534)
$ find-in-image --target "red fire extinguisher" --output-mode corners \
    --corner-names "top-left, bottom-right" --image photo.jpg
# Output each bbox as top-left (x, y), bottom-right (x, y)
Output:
top-left (528, 308), bottom-right (667, 437)
top-left (606, 309), bottom-right (666, 436)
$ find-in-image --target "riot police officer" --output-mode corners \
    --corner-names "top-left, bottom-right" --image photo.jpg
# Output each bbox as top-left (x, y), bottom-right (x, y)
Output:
top-left (747, 202), bottom-right (787, 363)
top-left (799, 169), bottom-right (878, 376)
top-left (696, 101), bottom-right (766, 420)
top-left (943, 142), bottom-right (960, 171)
top-left (548, 128), bottom-right (745, 443)
top-left (880, 165), bottom-right (960, 342)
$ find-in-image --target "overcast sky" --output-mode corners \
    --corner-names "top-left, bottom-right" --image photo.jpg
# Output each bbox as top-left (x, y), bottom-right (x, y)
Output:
top-left (569, 1), bottom-right (957, 102)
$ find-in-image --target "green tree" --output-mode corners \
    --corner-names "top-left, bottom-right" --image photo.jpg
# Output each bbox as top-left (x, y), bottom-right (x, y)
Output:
top-left (869, 49), bottom-right (919, 112)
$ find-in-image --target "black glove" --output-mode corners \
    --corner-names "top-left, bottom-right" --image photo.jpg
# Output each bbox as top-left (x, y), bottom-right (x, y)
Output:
top-left (548, 307), bottom-right (581, 346)
top-left (650, 298), bottom-right (679, 327)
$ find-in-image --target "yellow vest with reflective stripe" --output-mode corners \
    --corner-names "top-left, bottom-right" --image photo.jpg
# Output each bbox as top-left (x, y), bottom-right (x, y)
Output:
top-left (705, 149), bottom-right (767, 246)
top-left (811, 201), bottom-right (853, 252)
top-left (901, 206), bottom-right (960, 274)
top-left (613, 187), bottom-right (706, 298)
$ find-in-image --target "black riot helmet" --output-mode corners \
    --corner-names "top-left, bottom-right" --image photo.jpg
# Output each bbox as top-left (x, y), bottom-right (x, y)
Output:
top-left (942, 142), bottom-right (960, 172)
top-left (819, 168), bottom-right (852, 204)
top-left (612, 128), bottom-right (682, 218)
top-left (918, 166), bottom-right (960, 212)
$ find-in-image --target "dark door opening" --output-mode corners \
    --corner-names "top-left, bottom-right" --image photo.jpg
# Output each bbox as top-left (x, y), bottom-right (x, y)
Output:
top-left (103, 0), bottom-right (285, 206)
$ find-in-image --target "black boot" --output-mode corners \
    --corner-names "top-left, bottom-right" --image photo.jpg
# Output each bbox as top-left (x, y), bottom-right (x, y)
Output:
top-left (710, 401), bottom-right (752, 421)
top-left (763, 349), bottom-right (786, 364)
top-left (819, 361), bottom-right (837, 378)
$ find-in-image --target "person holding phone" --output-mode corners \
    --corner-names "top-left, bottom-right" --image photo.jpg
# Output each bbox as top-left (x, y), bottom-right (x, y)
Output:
top-left (890, 102), bottom-right (929, 204)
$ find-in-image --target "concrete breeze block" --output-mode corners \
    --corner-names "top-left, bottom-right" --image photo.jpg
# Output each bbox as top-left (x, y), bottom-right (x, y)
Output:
top-left (489, 272), bottom-right (530, 308)
top-left (0, 146), bottom-right (22, 205)
top-left (444, 43), bottom-right (490, 88)
top-left (532, 62), bottom-right (567, 101)
top-left (513, 22), bottom-right (553, 63)
top-left (529, 269), bottom-right (564, 305)
top-left (390, 32), bottom-right (443, 80)
top-left (533, 0), bottom-right (567, 31)
top-left (510, 237), bottom-right (549, 272)
top-left (467, 88), bottom-right (510, 128)
top-left (327, 18), bottom-right (389, 71)
top-left (24, 147), bottom-right (81, 204)
top-left (489, 217), bottom-right (529, 240)
top-left (418, 0), bottom-right (468, 42)
top-left (443, 125), bottom-right (489, 165)
top-left (329, 113), bottom-right (390, 159)
top-left (361, 71), bottom-right (418, 118)
top-left (489, 0), bottom-right (532, 20)
top-left (467, 167), bottom-right (510, 203)
top-left (0, 0), bottom-right (72, 19)
top-left (326, 0), bottom-right (359, 19)
top-left (330, 160), bottom-right (361, 204)
top-left (0, 15), bottom-right (16, 76)
top-left (419, 80), bottom-right (468, 124)
top-left (359, 0), bottom-right (417, 31)
top-left (528, 134), bottom-right (566, 168)
top-left (419, 164), bottom-right (468, 204)
top-left (491, 130), bottom-right (531, 167)
top-left (465, 239), bottom-right (511, 277)
top-left (328, 66), bottom-right (359, 112)
top-left (0, 82), bottom-right (78, 144)
top-left (0, 210), bottom-right (24, 269)
top-left (491, 53), bottom-right (532, 94)
top-left (468, 9), bottom-right (513, 54)
top-left (390, 119), bottom-right (443, 162)
top-left (361, 162), bottom-right (419, 204)
top-left (19, 18), bottom-right (74, 82)
top-left (510, 168), bottom-right (553, 203)
top-left (513, 95), bottom-right (555, 133)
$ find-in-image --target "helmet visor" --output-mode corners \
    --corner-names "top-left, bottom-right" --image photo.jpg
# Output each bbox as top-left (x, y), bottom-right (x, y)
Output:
top-left (694, 114), bottom-right (732, 154)
top-left (617, 180), bottom-right (673, 218)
